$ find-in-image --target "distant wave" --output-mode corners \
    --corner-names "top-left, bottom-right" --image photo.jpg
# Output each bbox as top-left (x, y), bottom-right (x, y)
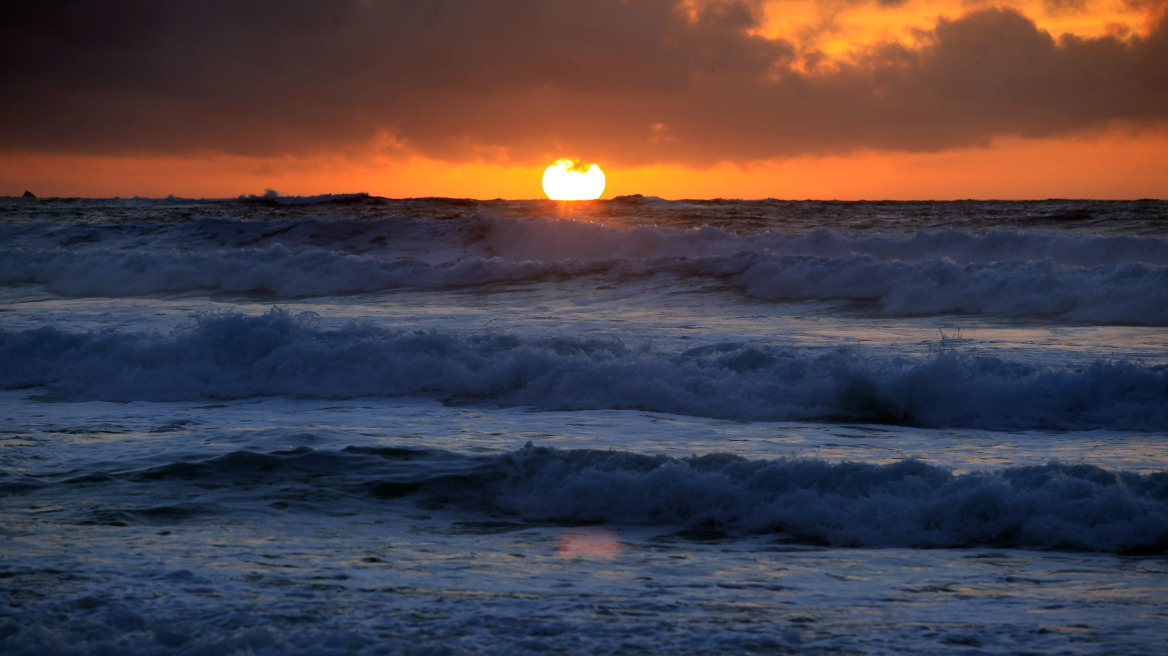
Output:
top-left (236, 190), bottom-right (375, 206)
top-left (467, 214), bottom-right (1168, 266)
top-left (12, 443), bottom-right (1167, 553)
top-left (729, 254), bottom-right (1168, 324)
top-left (0, 243), bottom-right (614, 296)
top-left (4, 308), bottom-right (1166, 430)
top-left (4, 213), bottom-right (1168, 323)
top-left (8, 213), bottom-right (1168, 264)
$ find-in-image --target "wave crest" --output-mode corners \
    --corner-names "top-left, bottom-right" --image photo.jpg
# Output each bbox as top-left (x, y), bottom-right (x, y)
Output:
top-left (493, 445), bottom-right (1168, 552)
top-left (4, 308), bottom-right (1166, 430)
top-left (21, 442), bottom-right (1168, 553)
top-left (6, 214), bottom-right (1168, 323)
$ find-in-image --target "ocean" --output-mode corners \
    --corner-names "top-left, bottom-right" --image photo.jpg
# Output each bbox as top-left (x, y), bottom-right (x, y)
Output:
top-left (1, 193), bottom-right (1166, 654)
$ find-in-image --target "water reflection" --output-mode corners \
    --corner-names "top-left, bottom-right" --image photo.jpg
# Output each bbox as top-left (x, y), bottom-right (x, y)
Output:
top-left (556, 528), bottom-right (621, 560)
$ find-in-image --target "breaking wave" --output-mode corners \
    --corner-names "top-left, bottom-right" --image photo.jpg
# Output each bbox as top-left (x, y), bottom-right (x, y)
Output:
top-left (491, 445), bottom-right (1168, 553)
top-left (3, 308), bottom-right (1166, 430)
top-left (13, 443), bottom-right (1168, 553)
top-left (4, 213), bottom-right (1168, 323)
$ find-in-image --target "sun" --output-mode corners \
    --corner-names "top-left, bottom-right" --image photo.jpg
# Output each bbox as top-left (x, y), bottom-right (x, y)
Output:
top-left (542, 159), bottom-right (606, 200)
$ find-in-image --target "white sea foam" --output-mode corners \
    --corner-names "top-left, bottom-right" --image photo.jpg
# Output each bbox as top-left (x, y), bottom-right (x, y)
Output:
top-left (729, 254), bottom-right (1168, 323)
top-left (5, 213), bottom-right (1168, 322)
top-left (3, 308), bottom-right (1165, 430)
top-left (475, 215), bottom-right (1168, 266)
top-left (490, 445), bottom-right (1168, 553)
top-left (7, 437), bottom-right (1166, 553)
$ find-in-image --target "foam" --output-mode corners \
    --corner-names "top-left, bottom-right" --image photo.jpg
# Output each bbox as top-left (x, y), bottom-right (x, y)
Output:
top-left (3, 228), bottom-right (1168, 325)
top-left (730, 254), bottom-right (1168, 324)
top-left (490, 445), bottom-right (1168, 552)
top-left (8, 211), bottom-right (1168, 265)
top-left (3, 308), bottom-right (1165, 430)
top-left (5, 213), bottom-right (1168, 323)
top-left (17, 441), bottom-right (1167, 553)
top-left (479, 219), bottom-right (1168, 267)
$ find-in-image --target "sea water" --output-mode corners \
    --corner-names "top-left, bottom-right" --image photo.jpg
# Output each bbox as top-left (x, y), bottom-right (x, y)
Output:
top-left (1, 193), bottom-right (1166, 654)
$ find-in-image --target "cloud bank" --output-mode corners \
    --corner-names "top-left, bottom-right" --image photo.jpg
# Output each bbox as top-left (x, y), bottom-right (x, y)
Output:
top-left (2, 0), bottom-right (1165, 165)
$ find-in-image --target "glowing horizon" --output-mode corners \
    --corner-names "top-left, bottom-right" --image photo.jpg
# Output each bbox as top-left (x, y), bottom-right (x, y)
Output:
top-left (5, 124), bottom-right (1167, 201)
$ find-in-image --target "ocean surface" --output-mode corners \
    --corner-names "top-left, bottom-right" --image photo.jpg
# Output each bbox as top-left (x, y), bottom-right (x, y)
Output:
top-left (2, 193), bottom-right (1167, 654)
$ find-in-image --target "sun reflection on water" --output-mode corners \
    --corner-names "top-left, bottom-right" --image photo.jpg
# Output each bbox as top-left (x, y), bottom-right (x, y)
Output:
top-left (556, 528), bottom-right (622, 561)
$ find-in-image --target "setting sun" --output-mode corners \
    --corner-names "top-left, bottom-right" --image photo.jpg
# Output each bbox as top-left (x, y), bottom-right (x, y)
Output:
top-left (541, 159), bottom-right (606, 200)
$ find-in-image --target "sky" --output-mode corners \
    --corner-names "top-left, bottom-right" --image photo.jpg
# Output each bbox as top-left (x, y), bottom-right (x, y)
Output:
top-left (1, 0), bottom-right (1166, 199)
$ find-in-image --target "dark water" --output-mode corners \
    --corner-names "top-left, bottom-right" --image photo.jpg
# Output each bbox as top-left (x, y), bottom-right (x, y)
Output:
top-left (2, 194), bottom-right (1167, 654)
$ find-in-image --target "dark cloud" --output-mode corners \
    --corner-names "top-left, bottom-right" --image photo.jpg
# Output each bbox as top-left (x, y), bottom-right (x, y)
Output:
top-left (1, 0), bottom-right (1164, 165)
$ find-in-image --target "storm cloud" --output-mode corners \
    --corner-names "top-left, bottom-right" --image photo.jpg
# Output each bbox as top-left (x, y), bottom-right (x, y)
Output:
top-left (2, 0), bottom-right (1165, 165)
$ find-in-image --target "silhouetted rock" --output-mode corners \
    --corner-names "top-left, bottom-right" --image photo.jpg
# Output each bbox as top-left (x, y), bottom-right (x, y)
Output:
top-left (22, 190), bottom-right (36, 198)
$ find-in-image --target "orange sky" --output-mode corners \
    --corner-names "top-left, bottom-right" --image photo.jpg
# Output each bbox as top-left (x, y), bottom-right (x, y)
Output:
top-left (2, 0), bottom-right (1165, 200)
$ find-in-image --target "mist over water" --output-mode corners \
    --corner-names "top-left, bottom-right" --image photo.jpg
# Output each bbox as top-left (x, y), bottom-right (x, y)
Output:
top-left (2, 194), bottom-right (1167, 654)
